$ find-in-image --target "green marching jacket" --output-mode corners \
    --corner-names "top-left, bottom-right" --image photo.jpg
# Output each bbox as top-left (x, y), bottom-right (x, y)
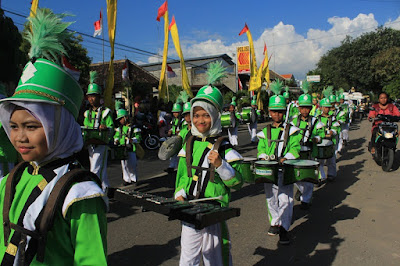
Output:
top-left (174, 137), bottom-right (244, 207)
top-left (312, 114), bottom-right (341, 157)
top-left (257, 123), bottom-right (301, 159)
top-left (0, 159), bottom-right (108, 265)
top-left (113, 125), bottom-right (142, 152)
top-left (83, 106), bottom-right (114, 143)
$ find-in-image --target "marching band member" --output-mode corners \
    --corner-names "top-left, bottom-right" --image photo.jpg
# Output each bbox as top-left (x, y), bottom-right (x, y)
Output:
top-left (310, 93), bottom-right (320, 117)
top-left (291, 81), bottom-right (318, 210)
top-left (0, 8), bottom-right (107, 264)
top-left (179, 102), bottom-right (192, 142)
top-left (114, 109), bottom-right (141, 185)
top-left (0, 83), bottom-right (18, 178)
top-left (227, 97), bottom-right (239, 146)
top-left (83, 71), bottom-right (114, 191)
top-left (165, 100), bottom-right (183, 173)
top-left (314, 87), bottom-right (341, 183)
top-left (175, 62), bottom-right (244, 266)
top-left (248, 96), bottom-right (259, 143)
top-left (336, 89), bottom-right (350, 153)
top-left (283, 86), bottom-right (298, 123)
top-left (257, 80), bottom-right (301, 245)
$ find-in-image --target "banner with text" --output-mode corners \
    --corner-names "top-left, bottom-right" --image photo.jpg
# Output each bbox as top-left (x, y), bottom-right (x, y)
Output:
top-left (237, 46), bottom-right (250, 74)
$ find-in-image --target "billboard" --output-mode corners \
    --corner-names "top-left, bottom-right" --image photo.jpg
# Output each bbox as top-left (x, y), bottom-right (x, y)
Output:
top-left (307, 75), bottom-right (320, 82)
top-left (237, 46), bottom-right (250, 74)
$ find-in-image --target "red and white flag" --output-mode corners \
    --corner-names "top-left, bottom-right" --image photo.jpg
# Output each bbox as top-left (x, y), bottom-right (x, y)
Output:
top-left (122, 60), bottom-right (129, 81)
top-left (238, 78), bottom-right (243, 91)
top-left (93, 11), bottom-right (102, 37)
top-left (62, 56), bottom-right (80, 81)
top-left (167, 64), bottom-right (176, 78)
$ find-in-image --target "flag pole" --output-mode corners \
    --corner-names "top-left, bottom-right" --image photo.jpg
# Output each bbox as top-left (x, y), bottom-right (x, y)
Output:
top-left (166, 70), bottom-right (169, 103)
top-left (101, 8), bottom-right (105, 65)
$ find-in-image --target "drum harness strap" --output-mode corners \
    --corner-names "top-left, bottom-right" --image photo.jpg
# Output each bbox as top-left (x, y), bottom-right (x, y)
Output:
top-left (185, 136), bottom-right (230, 199)
top-left (266, 124), bottom-right (290, 160)
top-left (318, 115), bottom-right (333, 133)
top-left (2, 160), bottom-right (101, 266)
top-left (88, 106), bottom-right (103, 129)
top-left (296, 116), bottom-right (316, 147)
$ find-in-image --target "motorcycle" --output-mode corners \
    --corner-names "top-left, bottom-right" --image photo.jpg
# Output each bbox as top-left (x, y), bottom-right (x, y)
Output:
top-left (135, 112), bottom-right (161, 150)
top-left (369, 114), bottom-right (399, 171)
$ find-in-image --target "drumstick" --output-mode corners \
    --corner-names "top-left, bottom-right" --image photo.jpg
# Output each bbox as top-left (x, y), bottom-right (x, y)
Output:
top-left (188, 195), bottom-right (223, 203)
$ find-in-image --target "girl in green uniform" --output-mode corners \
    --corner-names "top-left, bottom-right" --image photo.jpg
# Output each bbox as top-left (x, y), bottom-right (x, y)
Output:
top-left (0, 9), bottom-right (107, 265)
top-left (175, 62), bottom-right (244, 266)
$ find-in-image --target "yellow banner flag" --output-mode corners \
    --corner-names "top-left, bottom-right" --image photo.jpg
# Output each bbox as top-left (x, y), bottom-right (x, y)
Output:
top-left (157, 1), bottom-right (169, 100)
top-left (239, 24), bottom-right (259, 91)
top-left (169, 16), bottom-right (193, 97)
top-left (104, 0), bottom-right (117, 108)
top-left (30, 0), bottom-right (39, 17)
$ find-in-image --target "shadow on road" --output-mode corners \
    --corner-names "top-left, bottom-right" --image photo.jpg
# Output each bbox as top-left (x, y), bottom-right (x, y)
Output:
top-left (108, 237), bottom-right (180, 266)
top-left (251, 136), bottom-right (365, 265)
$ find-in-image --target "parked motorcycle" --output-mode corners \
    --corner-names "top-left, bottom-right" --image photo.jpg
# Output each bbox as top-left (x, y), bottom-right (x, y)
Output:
top-left (369, 114), bottom-right (399, 171)
top-left (135, 112), bottom-right (161, 150)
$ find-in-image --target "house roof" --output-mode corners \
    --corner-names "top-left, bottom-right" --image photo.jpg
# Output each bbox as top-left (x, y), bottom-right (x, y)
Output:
top-left (140, 54), bottom-right (235, 71)
top-left (281, 74), bottom-right (293, 79)
top-left (89, 59), bottom-right (159, 90)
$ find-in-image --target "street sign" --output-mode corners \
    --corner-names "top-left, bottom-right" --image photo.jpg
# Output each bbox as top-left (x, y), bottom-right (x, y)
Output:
top-left (307, 75), bottom-right (320, 82)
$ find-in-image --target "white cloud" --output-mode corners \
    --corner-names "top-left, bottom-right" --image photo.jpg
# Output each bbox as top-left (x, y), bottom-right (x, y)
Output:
top-left (384, 15), bottom-right (400, 30)
top-left (148, 13), bottom-right (388, 79)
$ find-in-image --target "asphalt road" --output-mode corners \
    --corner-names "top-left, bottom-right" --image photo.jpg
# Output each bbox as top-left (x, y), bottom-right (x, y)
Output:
top-left (106, 119), bottom-right (400, 266)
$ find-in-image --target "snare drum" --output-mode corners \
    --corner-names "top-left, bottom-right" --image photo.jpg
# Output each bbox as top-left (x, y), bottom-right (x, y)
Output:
top-left (283, 159), bottom-right (320, 185)
top-left (113, 146), bottom-right (128, 160)
top-left (221, 112), bottom-right (231, 128)
top-left (240, 107), bottom-right (252, 123)
top-left (82, 127), bottom-right (110, 145)
top-left (316, 139), bottom-right (334, 159)
top-left (241, 157), bottom-right (257, 183)
top-left (254, 160), bottom-right (279, 185)
top-left (299, 146), bottom-right (311, 160)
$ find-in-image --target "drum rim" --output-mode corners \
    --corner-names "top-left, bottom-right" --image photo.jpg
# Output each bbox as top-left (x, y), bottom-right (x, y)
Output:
top-left (283, 159), bottom-right (319, 168)
top-left (318, 139), bottom-right (333, 146)
top-left (254, 160), bottom-right (279, 166)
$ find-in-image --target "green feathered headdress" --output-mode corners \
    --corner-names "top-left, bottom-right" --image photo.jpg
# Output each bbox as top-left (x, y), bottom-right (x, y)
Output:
top-left (270, 80), bottom-right (284, 96)
top-left (301, 80), bottom-right (311, 94)
top-left (90, 71), bottom-right (98, 85)
top-left (206, 61), bottom-right (227, 86)
top-left (323, 86), bottom-right (333, 99)
top-left (176, 90), bottom-right (190, 104)
top-left (26, 8), bottom-right (74, 64)
top-left (1, 8), bottom-right (83, 120)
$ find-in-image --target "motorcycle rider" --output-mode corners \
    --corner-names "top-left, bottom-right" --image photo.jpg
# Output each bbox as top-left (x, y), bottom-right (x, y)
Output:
top-left (368, 92), bottom-right (400, 155)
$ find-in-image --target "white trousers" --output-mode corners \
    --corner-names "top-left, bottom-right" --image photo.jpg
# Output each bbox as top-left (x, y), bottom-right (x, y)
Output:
top-left (227, 127), bottom-right (238, 146)
top-left (169, 154), bottom-right (179, 169)
top-left (88, 144), bottom-right (110, 191)
top-left (247, 123), bottom-right (258, 142)
top-left (264, 173), bottom-right (293, 231)
top-left (295, 181), bottom-right (314, 203)
top-left (318, 156), bottom-right (336, 180)
top-left (0, 162), bottom-right (14, 178)
top-left (180, 222), bottom-right (232, 266)
top-left (121, 152), bottom-right (137, 183)
top-left (337, 123), bottom-right (349, 153)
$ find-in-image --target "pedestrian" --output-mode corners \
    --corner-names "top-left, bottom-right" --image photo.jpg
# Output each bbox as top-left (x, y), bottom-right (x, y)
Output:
top-left (174, 62), bottom-right (244, 265)
top-left (0, 8), bottom-right (107, 265)
top-left (83, 71), bottom-right (114, 192)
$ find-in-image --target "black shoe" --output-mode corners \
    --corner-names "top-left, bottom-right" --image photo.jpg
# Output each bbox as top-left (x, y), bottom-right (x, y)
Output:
top-left (294, 189), bottom-right (302, 201)
top-left (327, 176), bottom-right (336, 182)
top-left (316, 179), bottom-right (327, 187)
top-left (267, 225), bottom-right (280, 236)
top-left (122, 181), bottom-right (131, 186)
top-left (300, 202), bottom-right (310, 210)
top-left (164, 168), bottom-right (175, 173)
top-left (279, 227), bottom-right (290, 245)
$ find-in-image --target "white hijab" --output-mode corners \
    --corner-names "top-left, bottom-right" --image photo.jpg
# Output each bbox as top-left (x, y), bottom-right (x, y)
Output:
top-left (0, 101), bottom-right (83, 164)
top-left (190, 101), bottom-right (221, 138)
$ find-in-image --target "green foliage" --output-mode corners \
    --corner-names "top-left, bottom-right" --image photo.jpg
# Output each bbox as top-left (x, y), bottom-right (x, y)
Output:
top-left (309, 27), bottom-right (400, 95)
top-left (0, 9), bottom-right (25, 83)
top-left (383, 75), bottom-right (400, 99)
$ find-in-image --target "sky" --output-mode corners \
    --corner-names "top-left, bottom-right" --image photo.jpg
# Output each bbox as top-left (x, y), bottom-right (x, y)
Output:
top-left (2, 0), bottom-right (400, 80)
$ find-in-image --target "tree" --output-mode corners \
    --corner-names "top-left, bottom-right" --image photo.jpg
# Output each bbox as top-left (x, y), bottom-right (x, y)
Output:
top-left (0, 9), bottom-right (25, 86)
top-left (309, 27), bottom-right (400, 95)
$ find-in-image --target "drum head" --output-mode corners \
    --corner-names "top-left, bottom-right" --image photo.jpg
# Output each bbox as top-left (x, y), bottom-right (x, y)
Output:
top-left (158, 136), bottom-right (183, 160)
top-left (283, 159), bottom-right (319, 167)
top-left (255, 160), bottom-right (278, 166)
top-left (318, 139), bottom-right (333, 146)
top-left (243, 157), bottom-right (257, 163)
top-left (300, 146), bottom-right (311, 151)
